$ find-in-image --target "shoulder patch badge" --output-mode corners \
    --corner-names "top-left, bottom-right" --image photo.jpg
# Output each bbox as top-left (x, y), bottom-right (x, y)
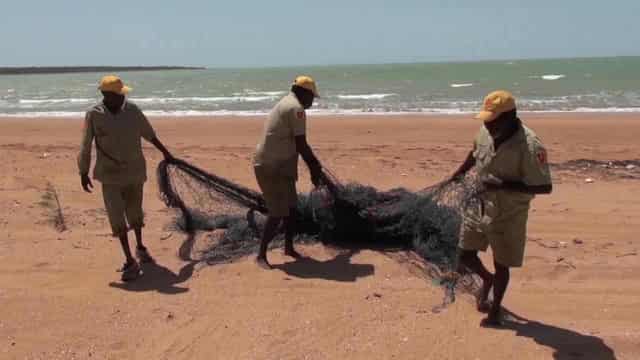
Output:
top-left (296, 110), bottom-right (305, 120)
top-left (536, 149), bottom-right (547, 165)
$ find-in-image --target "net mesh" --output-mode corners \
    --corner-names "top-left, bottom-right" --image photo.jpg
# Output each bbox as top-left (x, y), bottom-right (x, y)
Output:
top-left (157, 158), bottom-right (484, 308)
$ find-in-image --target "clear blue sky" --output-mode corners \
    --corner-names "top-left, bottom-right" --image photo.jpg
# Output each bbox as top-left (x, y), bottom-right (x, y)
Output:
top-left (1, 0), bottom-right (639, 67)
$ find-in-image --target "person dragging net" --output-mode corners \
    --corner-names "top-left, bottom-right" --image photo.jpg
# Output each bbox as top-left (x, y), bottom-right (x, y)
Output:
top-left (449, 90), bottom-right (552, 326)
top-left (78, 75), bottom-right (174, 282)
top-left (252, 76), bottom-right (329, 269)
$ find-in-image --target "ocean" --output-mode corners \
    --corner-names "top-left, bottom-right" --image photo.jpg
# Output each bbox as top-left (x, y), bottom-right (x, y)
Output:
top-left (1, 57), bottom-right (639, 117)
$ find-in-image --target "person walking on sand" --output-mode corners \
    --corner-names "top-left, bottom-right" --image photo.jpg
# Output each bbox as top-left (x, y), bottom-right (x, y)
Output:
top-left (253, 76), bottom-right (325, 269)
top-left (78, 75), bottom-right (175, 282)
top-left (449, 90), bottom-right (553, 326)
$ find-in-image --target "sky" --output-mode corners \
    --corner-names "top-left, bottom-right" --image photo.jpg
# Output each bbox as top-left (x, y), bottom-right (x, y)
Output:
top-left (1, 0), bottom-right (639, 68)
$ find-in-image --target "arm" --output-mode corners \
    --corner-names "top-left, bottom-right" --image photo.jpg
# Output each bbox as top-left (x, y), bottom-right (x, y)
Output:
top-left (488, 138), bottom-right (552, 195)
top-left (78, 113), bottom-right (94, 193)
top-left (295, 135), bottom-right (322, 185)
top-left (484, 140), bottom-right (553, 195)
top-left (450, 150), bottom-right (476, 181)
top-left (150, 137), bottom-right (174, 161)
top-left (487, 180), bottom-right (552, 195)
top-left (138, 109), bottom-right (174, 161)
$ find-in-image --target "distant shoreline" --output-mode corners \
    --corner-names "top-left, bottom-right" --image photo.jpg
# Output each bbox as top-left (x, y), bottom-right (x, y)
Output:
top-left (0, 66), bottom-right (206, 76)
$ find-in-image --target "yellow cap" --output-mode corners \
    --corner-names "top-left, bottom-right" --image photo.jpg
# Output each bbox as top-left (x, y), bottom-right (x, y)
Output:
top-left (475, 90), bottom-right (516, 123)
top-left (98, 75), bottom-right (131, 95)
top-left (293, 75), bottom-right (320, 97)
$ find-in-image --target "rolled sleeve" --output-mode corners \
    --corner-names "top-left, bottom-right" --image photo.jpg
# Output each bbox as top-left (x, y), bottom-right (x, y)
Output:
top-left (78, 112), bottom-right (94, 175)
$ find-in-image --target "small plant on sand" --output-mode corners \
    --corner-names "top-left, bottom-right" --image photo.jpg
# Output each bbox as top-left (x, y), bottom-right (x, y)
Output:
top-left (39, 182), bottom-right (67, 232)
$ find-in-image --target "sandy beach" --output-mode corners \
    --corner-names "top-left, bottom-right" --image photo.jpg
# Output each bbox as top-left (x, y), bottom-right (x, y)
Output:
top-left (1, 113), bottom-right (639, 359)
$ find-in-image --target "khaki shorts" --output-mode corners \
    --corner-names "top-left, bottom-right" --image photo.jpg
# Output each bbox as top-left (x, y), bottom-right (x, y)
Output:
top-left (459, 200), bottom-right (530, 267)
top-left (102, 183), bottom-right (145, 236)
top-left (254, 166), bottom-right (297, 217)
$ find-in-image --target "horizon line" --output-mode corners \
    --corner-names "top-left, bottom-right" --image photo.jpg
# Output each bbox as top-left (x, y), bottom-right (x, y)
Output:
top-left (1, 54), bottom-right (639, 72)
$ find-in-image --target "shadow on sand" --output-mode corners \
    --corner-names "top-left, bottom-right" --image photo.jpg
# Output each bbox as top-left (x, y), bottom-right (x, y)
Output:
top-left (109, 261), bottom-right (195, 295)
top-left (490, 309), bottom-right (617, 360)
top-left (273, 249), bottom-right (374, 282)
top-left (109, 232), bottom-right (200, 294)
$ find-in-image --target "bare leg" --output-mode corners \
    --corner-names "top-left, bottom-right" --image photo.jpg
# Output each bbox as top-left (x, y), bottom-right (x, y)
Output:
top-left (256, 216), bottom-right (282, 269)
top-left (458, 250), bottom-right (494, 312)
top-left (132, 226), bottom-right (154, 263)
top-left (134, 227), bottom-right (144, 248)
top-left (118, 231), bottom-right (135, 264)
top-left (483, 261), bottom-right (510, 326)
top-left (284, 208), bottom-right (302, 258)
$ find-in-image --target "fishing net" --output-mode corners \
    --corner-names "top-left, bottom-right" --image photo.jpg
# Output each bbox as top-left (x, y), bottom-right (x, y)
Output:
top-left (157, 158), bottom-right (484, 308)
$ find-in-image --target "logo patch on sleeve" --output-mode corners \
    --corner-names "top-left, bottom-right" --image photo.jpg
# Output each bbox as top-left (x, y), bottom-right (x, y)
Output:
top-left (536, 149), bottom-right (547, 165)
top-left (296, 111), bottom-right (305, 120)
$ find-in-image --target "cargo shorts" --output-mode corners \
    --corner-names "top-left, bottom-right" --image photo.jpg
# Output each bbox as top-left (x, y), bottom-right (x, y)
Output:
top-left (254, 165), bottom-right (297, 218)
top-left (459, 194), bottom-right (531, 267)
top-left (101, 183), bottom-right (145, 236)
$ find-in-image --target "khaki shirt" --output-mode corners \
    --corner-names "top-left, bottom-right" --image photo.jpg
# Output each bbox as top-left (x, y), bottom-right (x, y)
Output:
top-left (253, 93), bottom-right (306, 179)
top-left (78, 102), bottom-right (156, 185)
top-left (473, 122), bottom-right (552, 221)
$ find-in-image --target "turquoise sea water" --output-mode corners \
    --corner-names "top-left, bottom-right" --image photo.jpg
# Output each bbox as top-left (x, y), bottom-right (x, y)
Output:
top-left (1, 57), bottom-right (639, 116)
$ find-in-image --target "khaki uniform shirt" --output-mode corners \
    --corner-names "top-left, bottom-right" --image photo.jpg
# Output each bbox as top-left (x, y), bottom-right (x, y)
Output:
top-left (253, 93), bottom-right (306, 180)
top-left (473, 122), bottom-right (552, 222)
top-left (78, 102), bottom-right (156, 185)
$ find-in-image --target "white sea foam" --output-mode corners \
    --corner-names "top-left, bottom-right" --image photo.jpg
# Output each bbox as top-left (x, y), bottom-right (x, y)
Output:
top-left (450, 83), bottom-right (473, 88)
top-left (336, 93), bottom-right (396, 100)
top-left (541, 74), bottom-right (566, 80)
top-left (3, 107), bottom-right (640, 118)
top-left (130, 95), bottom-right (277, 104)
top-left (233, 90), bottom-right (286, 96)
top-left (19, 98), bottom-right (93, 104)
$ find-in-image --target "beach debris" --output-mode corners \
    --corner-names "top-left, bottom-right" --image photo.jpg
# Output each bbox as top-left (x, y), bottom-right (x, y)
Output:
top-left (530, 238), bottom-right (571, 249)
top-left (557, 257), bottom-right (576, 269)
top-left (366, 293), bottom-right (383, 300)
top-left (616, 251), bottom-right (638, 258)
top-left (585, 178), bottom-right (594, 183)
top-left (551, 159), bottom-right (640, 180)
top-left (573, 238), bottom-right (584, 245)
top-left (40, 152), bottom-right (50, 159)
top-left (598, 242), bottom-right (615, 250)
top-left (72, 243), bottom-right (90, 250)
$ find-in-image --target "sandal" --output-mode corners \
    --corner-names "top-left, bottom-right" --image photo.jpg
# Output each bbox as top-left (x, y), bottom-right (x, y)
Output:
top-left (118, 260), bottom-right (142, 282)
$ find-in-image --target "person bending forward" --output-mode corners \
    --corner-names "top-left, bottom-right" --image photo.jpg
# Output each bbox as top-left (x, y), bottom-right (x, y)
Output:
top-left (450, 90), bottom-right (552, 326)
top-left (253, 76), bottom-right (324, 269)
